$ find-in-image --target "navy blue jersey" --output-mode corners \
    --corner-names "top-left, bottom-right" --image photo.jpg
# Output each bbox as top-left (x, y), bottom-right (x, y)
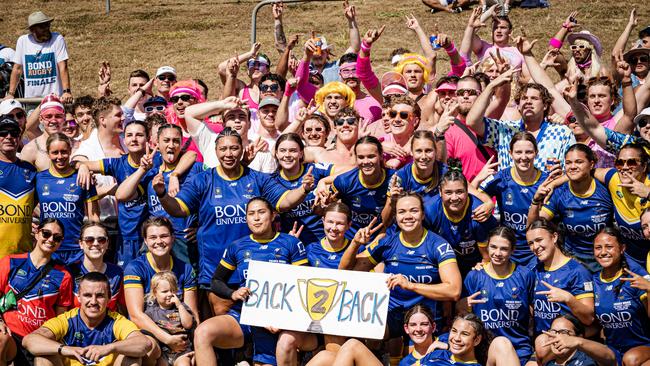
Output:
top-left (545, 350), bottom-right (597, 366)
top-left (479, 168), bottom-right (547, 268)
top-left (220, 232), bottom-right (308, 311)
top-left (331, 168), bottom-right (395, 240)
top-left (100, 155), bottom-right (149, 241)
top-left (69, 261), bottom-right (124, 312)
top-left (306, 238), bottom-right (357, 269)
top-left (594, 263), bottom-right (650, 353)
top-left (542, 179), bottom-right (613, 263)
top-left (174, 166), bottom-right (287, 286)
top-left (420, 348), bottom-right (480, 366)
top-left (365, 230), bottom-right (456, 319)
top-left (463, 264), bottom-right (536, 361)
top-left (425, 194), bottom-right (497, 274)
top-left (36, 168), bottom-right (98, 251)
top-left (124, 253), bottom-right (197, 297)
top-left (144, 162), bottom-right (203, 239)
top-left (394, 162), bottom-right (447, 207)
top-left (0, 159), bottom-right (36, 256)
top-left (533, 258), bottom-right (594, 334)
top-left (274, 163), bottom-right (332, 244)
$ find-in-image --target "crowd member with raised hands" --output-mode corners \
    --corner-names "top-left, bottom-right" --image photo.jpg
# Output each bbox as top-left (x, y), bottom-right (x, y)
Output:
top-left (340, 193), bottom-right (462, 357)
top-left (0, 219), bottom-right (73, 366)
top-left (115, 123), bottom-right (203, 264)
top-left (280, 102), bottom-right (330, 149)
top-left (424, 166), bottom-right (497, 275)
top-left (153, 127), bottom-right (314, 315)
top-left (380, 95), bottom-right (421, 169)
top-left (527, 219), bottom-right (595, 362)
top-left (123, 216), bottom-right (198, 365)
top-left (458, 226), bottom-right (536, 366)
top-left (591, 227), bottom-right (650, 366)
top-left (217, 42), bottom-right (269, 111)
top-left (36, 132), bottom-right (100, 265)
top-left (21, 94), bottom-right (65, 171)
top-left (195, 197), bottom-right (309, 366)
top-left (542, 314), bottom-right (617, 366)
top-left (69, 222), bottom-right (125, 313)
top-left (528, 144), bottom-right (614, 271)
top-left (273, 132), bottom-right (332, 244)
top-left (475, 132), bottom-right (554, 268)
top-left (613, 9), bottom-right (650, 86)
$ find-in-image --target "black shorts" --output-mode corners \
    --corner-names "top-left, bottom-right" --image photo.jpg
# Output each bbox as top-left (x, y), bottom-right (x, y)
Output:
top-left (11, 334), bottom-right (35, 366)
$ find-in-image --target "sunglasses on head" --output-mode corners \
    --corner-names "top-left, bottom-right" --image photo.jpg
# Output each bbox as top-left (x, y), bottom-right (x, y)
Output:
top-left (247, 60), bottom-right (269, 70)
top-left (630, 55), bottom-right (650, 64)
top-left (41, 229), bottom-right (64, 243)
top-left (334, 117), bottom-right (357, 126)
top-left (82, 235), bottom-right (108, 245)
top-left (145, 105), bottom-right (166, 113)
top-left (614, 158), bottom-right (643, 169)
top-left (260, 83), bottom-right (280, 93)
top-left (570, 44), bottom-right (588, 51)
top-left (157, 74), bottom-right (176, 82)
top-left (388, 110), bottom-right (412, 120)
top-left (0, 129), bottom-right (20, 138)
top-left (455, 88), bottom-right (479, 97)
top-left (9, 111), bottom-right (26, 120)
top-left (170, 94), bottom-right (194, 103)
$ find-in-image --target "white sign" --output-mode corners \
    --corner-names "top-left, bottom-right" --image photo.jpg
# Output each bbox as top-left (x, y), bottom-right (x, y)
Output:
top-left (240, 261), bottom-right (390, 339)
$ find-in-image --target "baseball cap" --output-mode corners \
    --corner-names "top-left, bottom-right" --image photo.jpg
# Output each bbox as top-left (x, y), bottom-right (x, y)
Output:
top-left (381, 72), bottom-right (408, 96)
top-left (156, 66), bottom-right (177, 78)
top-left (634, 107), bottom-right (650, 125)
top-left (0, 99), bottom-right (25, 115)
top-left (435, 82), bottom-right (457, 93)
top-left (27, 11), bottom-right (53, 29)
top-left (39, 94), bottom-right (64, 113)
top-left (0, 115), bottom-right (20, 132)
top-left (143, 96), bottom-right (167, 108)
top-left (258, 97), bottom-right (281, 109)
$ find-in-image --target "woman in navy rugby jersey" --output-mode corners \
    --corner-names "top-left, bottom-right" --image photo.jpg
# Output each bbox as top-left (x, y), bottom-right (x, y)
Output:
top-left (425, 166), bottom-right (498, 276)
top-left (458, 226), bottom-right (536, 365)
top-left (339, 192), bottom-right (462, 346)
top-left (36, 133), bottom-right (100, 265)
top-left (529, 144), bottom-right (613, 272)
top-left (194, 197), bottom-right (309, 366)
top-left (273, 132), bottom-right (332, 244)
top-left (592, 227), bottom-right (650, 366)
top-left (476, 132), bottom-right (554, 269)
top-left (528, 219), bottom-right (594, 362)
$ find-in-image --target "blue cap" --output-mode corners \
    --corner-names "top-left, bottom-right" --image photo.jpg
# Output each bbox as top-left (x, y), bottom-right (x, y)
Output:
top-left (143, 96), bottom-right (167, 108)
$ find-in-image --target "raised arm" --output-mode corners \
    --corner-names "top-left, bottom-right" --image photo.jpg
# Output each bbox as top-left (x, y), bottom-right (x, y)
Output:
top-left (612, 51), bottom-right (637, 134)
top-left (276, 35), bottom-right (299, 78)
top-left (343, 0), bottom-right (361, 54)
top-left (405, 14), bottom-right (437, 68)
top-left (515, 36), bottom-right (572, 118)
top-left (272, 2), bottom-right (287, 53)
top-left (221, 56), bottom-right (240, 99)
top-left (338, 219), bottom-right (383, 272)
top-left (612, 9), bottom-right (638, 56)
top-left (123, 78), bottom-right (154, 110)
top-left (217, 43), bottom-right (260, 85)
top-left (459, 7), bottom-right (485, 62)
top-left (357, 26), bottom-right (386, 103)
top-left (564, 78), bottom-right (608, 148)
top-left (184, 97), bottom-right (246, 136)
top-left (115, 159), bottom-right (151, 202)
top-left (466, 68), bottom-right (517, 137)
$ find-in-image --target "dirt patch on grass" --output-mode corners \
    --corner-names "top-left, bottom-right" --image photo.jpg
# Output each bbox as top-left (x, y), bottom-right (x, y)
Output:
top-left (1, 0), bottom-right (648, 98)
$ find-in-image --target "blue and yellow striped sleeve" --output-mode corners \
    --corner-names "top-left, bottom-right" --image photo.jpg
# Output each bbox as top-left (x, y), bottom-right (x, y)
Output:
top-left (42, 309), bottom-right (74, 341)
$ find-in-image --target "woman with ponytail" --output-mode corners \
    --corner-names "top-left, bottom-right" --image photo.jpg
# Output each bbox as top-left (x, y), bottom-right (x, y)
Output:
top-left (592, 226), bottom-right (650, 366)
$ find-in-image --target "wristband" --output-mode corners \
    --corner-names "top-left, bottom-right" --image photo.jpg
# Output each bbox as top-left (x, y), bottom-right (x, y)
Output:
top-left (549, 38), bottom-right (562, 49)
top-left (360, 41), bottom-right (372, 53)
top-left (58, 344), bottom-right (65, 355)
top-left (622, 81), bottom-right (633, 88)
top-left (443, 42), bottom-right (456, 53)
top-left (531, 198), bottom-right (542, 206)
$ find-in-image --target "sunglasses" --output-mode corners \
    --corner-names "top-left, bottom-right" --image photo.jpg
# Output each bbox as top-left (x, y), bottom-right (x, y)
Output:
top-left (638, 119), bottom-right (649, 128)
top-left (456, 88), bottom-right (479, 97)
top-left (170, 94), bottom-right (194, 103)
top-left (42, 113), bottom-right (65, 120)
top-left (334, 117), bottom-right (357, 126)
top-left (9, 111), bottom-right (26, 120)
top-left (260, 83), bottom-right (280, 93)
top-left (41, 229), bottom-right (64, 243)
top-left (82, 236), bottom-right (108, 245)
top-left (0, 129), bottom-right (20, 138)
top-left (630, 55), bottom-right (650, 64)
top-left (304, 126), bottom-right (325, 134)
top-left (157, 74), bottom-right (176, 82)
top-left (570, 44), bottom-right (588, 51)
top-left (614, 158), bottom-right (643, 169)
top-left (388, 110), bottom-right (412, 120)
top-left (144, 105), bottom-right (166, 113)
top-left (247, 60), bottom-right (269, 70)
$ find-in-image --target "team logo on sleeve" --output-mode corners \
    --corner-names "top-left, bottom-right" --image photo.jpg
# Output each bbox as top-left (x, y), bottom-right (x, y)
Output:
top-left (214, 187), bottom-right (222, 198)
top-left (583, 281), bottom-right (593, 291)
top-left (505, 192), bottom-right (514, 206)
top-left (42, 184), bottom-right (50, 196)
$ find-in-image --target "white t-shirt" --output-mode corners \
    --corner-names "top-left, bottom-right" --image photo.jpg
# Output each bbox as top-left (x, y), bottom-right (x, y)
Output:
top-left (0, 47), bottom-right (15, 65)
top-left (71, 129), bottom-right (118, 220)
top-left (13, 32), bottom-right (69, 98)
top-left (193, 124), bottom-right (277, 173)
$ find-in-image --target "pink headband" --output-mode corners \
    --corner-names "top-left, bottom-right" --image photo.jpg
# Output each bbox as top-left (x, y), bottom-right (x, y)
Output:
top-left (170, 87), bottom-right (200, 99)
top-left (40, 101), bottom-right (64, 114)
top-left (435, 82), bottom-right (457, 92)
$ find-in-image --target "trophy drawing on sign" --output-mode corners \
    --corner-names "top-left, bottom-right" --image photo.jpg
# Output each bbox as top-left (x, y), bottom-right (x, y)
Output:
top-left (297, 278), bottom-right (346, 333)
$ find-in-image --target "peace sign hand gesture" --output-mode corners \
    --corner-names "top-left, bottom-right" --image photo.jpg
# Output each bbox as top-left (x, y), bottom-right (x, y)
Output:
top-left (467, 291), bottom-right (488, 306)
top-left (288, 222), bottom-right (305, 238)
top-left (536, 281), bottom-right (572, 303)
top-left (352, 217), bottom-right (383, 246)
top-left (621, 268), bottom-right (650, 291)
top-left (301, 166), bottom-right (315, 193)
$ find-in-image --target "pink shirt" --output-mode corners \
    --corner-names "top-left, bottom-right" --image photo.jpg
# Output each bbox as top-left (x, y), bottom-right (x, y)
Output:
top-left (445, 119), bottom-right (496, 181)
top-left (477, 41), bottom-right (524, 70)
top-left (355, 94), bottom-right (382, 124)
